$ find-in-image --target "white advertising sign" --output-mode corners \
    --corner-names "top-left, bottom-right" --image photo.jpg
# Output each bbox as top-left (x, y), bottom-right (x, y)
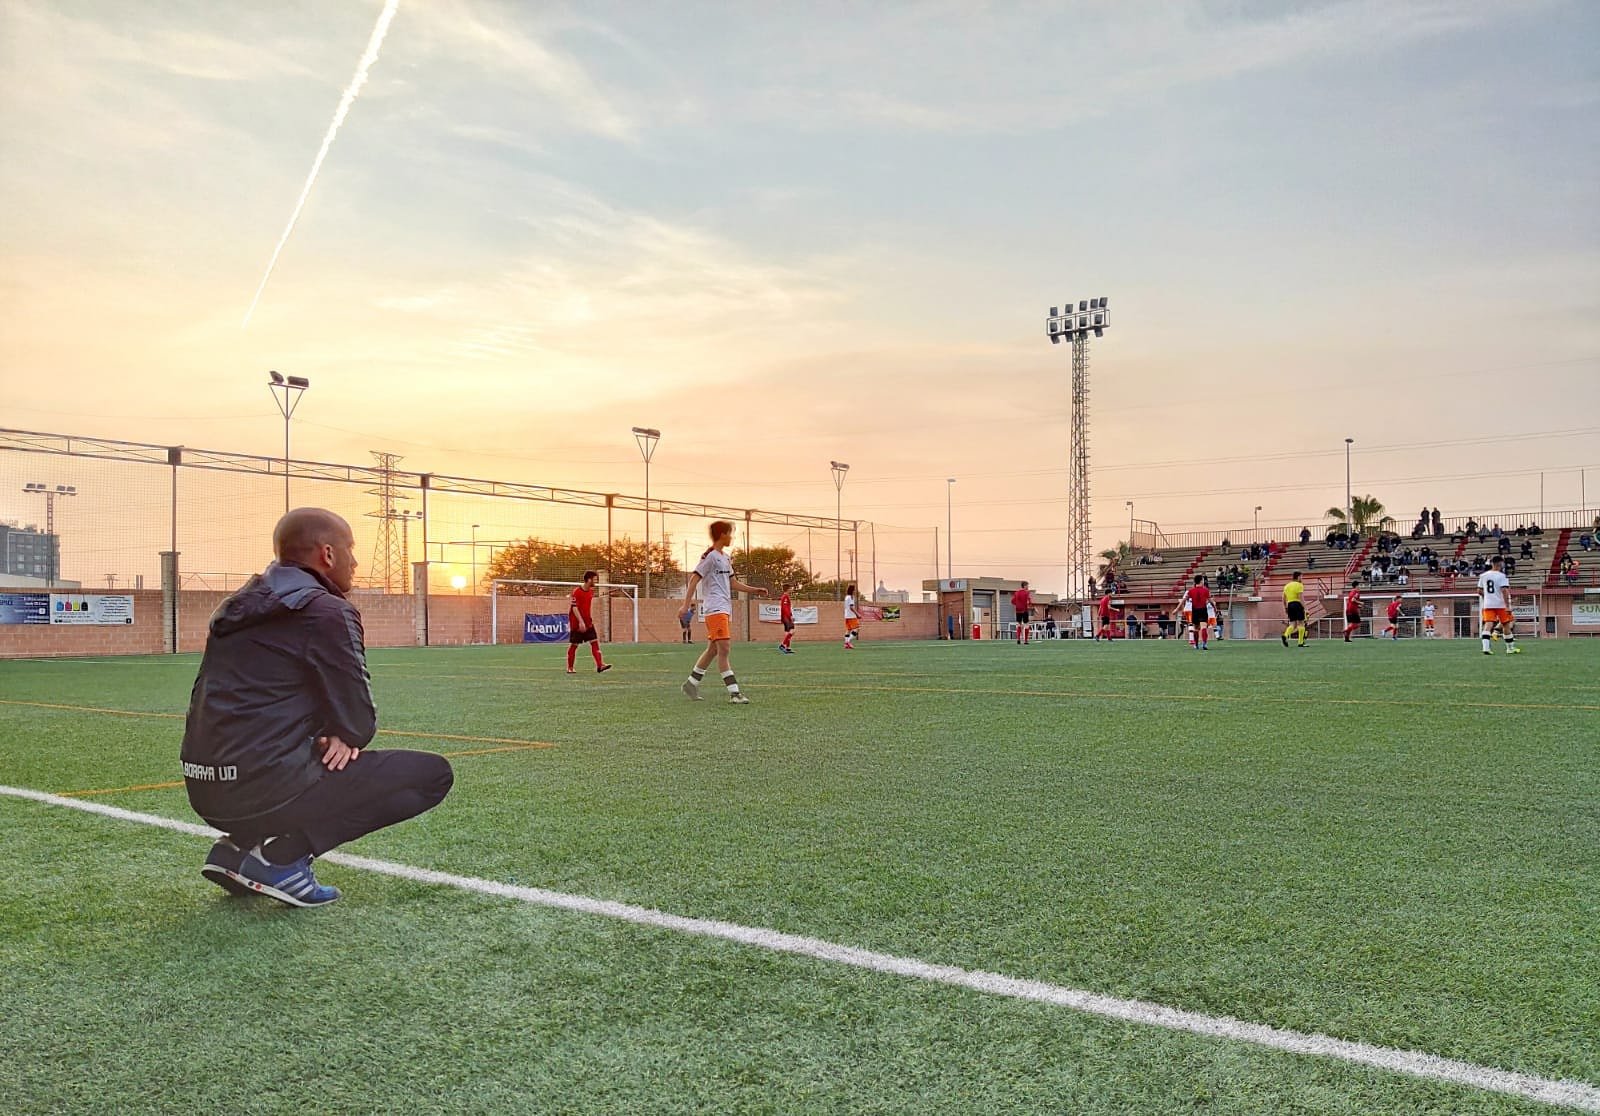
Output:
top-left (758, 603), bottom-right (819, 625)
top-left (1572, 602), bottom-right (1600, 627)
top-left (50, 594), bottom-right (135, 625)
top-left (1510, 602), bottom-right (1539, 621)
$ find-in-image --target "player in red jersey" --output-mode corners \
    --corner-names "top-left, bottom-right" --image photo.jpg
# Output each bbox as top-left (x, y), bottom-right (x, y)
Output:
top-left (567, 571), bottom-right (612, 674)
top-left (1095, 591), bottom-right (1114, 642)
top-left (1182, 575), bottom-right (1212, 650)
top-left (778, 584), bottom-right (797, 654)
top-left (1381, 593), bottom-right (1403, 639)
top-left (1011, 581), bottom-right (1034, 644)
top-left (1342, 586), bottom-right (1364, 642)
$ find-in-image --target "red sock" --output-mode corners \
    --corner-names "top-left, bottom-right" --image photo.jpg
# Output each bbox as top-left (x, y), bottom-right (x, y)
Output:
top-left (591, 642), bottom-right (604, 667)
top-left (567, 645), bottom-right (577, 670)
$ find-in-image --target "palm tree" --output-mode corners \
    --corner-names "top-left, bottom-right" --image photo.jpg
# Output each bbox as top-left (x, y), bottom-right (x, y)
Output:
top-left (1097, 541), bottom-right (1132, 581)
top-left (1325, 495), bottom-right (1394, 535)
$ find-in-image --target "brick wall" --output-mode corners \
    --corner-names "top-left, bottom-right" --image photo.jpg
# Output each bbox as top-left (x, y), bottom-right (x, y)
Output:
top-left (1, 590), bottom-right (940, 658)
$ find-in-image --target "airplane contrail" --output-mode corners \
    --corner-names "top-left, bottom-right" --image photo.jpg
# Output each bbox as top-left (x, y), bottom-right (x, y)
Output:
top-left (242, 0), bottom-right (401, 328)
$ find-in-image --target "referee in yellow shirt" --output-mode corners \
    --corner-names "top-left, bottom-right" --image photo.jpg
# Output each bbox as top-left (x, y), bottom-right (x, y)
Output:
top-left (1283, 571), bottom-right (1308, 647)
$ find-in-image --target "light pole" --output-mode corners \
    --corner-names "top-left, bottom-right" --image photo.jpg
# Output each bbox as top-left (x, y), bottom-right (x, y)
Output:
top-left (632, 427), bottom-right (660, 598)
top-left (1254, 505), bottom-right (1262, 535)
top-left (22, 482), bottom-right (76, 587)
top-left (267, 371), bottom-right (310, 514)
top-left (831, 461), bottom-right (850, 598)
top-left (1045, 296), bottom-right (1110, 599)
top-left (1344, 438), bottom-right (1354, 533)
top-left (1126, 500), bottom-right (1134, 548)
top-left (946, 478), bottom-right (955, 581)
top-left (470, 524), bottom-right (480, 594)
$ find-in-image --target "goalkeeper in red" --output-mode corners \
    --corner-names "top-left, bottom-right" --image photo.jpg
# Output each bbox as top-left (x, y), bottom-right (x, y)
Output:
top-left (567, 571), bottom-right (612, 674)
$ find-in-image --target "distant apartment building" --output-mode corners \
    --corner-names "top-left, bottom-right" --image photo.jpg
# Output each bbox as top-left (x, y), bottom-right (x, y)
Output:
top-left (1, 522), bottom-right (61, 582)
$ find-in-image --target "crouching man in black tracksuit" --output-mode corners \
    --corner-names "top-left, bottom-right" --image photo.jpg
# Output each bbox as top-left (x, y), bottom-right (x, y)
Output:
top-left (181, 508), bottom-right (453, 907)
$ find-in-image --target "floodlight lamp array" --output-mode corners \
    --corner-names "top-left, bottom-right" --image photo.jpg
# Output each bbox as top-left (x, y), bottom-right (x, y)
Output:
top-left (1046, 296), bottom-right (1109, 343)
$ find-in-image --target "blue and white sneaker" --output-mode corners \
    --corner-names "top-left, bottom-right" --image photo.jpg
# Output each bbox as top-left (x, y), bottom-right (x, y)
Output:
top-left (237, 847), bottom-right (341, 907)
top-left (200, 837), bottom-right (253, 897)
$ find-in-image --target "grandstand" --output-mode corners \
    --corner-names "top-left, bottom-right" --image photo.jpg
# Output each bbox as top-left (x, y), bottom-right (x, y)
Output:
top-left (1101, 511), bottom-right (1600, 639)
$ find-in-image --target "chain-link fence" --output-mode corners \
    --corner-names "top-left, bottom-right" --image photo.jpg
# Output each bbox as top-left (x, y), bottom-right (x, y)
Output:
top-left (1, 428), bottom-right (937, 625)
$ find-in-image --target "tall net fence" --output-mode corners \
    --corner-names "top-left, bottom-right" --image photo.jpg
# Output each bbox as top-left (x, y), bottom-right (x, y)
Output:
top-left (0, 429), bottom-right (929, 611)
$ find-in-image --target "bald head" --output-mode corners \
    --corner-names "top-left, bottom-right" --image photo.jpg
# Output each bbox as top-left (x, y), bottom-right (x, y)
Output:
top-left (273, 508), bottom-right (353, 564)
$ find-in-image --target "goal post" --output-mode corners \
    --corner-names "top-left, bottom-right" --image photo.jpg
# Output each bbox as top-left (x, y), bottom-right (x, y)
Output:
top-left (490, 579), bottom-right (640, 644)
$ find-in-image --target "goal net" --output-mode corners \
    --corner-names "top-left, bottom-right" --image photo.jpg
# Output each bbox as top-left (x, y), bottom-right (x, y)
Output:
top-left (490, 579), bottom-right (640, 645)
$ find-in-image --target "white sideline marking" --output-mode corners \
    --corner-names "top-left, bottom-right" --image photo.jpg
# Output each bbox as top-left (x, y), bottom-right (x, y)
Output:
top-left (3, 784), bottom-right (1596, 1113)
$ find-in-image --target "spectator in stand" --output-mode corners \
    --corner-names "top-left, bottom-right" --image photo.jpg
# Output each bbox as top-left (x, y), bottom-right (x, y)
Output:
top-left (1580, 534), bottom-right (1595, 552)
top-left (1464, 518), bottom-right (1479, 537)
top-left (1431, 507), bottom-right (1443, 536)
top-left (1396, 567), bottom-right (1409, 586)
top-left (1560, 554), bottom-right (1578, 585)
top-left (1504, 556), bottom-right (1517, 577)
top-left (1519, 539), bottom-right (1534, 559)
top-left (1300, 527), bottom-right (1312, 545)
top-left (1497, 535), bottom-right (1513, 556)
top-left (1528, 522), bottom-right (1543, 536)
top-left (1490, 524), bottom-right (1503, 538)
top-left (1307, 555), bottom-right (1318, 570)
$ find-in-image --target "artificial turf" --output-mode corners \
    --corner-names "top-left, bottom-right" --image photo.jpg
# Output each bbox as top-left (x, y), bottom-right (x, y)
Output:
top-left (1, 636), bottom-right (1596, 1114)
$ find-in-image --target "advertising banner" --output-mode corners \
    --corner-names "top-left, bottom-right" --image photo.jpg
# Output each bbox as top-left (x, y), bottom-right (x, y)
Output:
top-left (1510, 602), bottom-right (1539, 621)
top-left (49, 594), bottom-right (134, 625)
top-left (0, 592), bottom-right (50, 625)
top-left (859, 605), bottom-right (900, 621)
top-left (758, 603), bottom-right (819, 625)
top-left (523, 613), bottom-right (570, 642)
top-left (1572, 601), bottom-right (1600, 627)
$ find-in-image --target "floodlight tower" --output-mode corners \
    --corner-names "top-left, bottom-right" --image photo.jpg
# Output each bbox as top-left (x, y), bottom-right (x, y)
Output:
top-left (632, 427), bottom-right (661, 598)
top-left (831, 461), bottom-right (850, 599)
top-left (266, 370), bottom-right (310, 513)
top-left (1045, 297), bottom-right (1109, 600)
top-left (22, 482), bottom-right (76, 587)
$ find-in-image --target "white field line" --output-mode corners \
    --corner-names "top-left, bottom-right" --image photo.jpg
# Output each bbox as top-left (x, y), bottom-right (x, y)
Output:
top-left (2, 784), bottom-right (1596, 1113)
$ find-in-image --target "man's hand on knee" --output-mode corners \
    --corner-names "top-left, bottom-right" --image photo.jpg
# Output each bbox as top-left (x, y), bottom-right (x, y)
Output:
top-left (317, 734), bottom-right (362, 771)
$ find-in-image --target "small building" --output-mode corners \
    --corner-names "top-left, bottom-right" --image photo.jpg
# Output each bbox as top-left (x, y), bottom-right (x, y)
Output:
top-left (921, 577), bottom-right (1064, 639)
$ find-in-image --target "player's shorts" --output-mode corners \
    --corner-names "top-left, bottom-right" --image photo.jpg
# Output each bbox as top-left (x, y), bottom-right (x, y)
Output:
top-left (1423, 617), bottom-right (1435, 628)
top-left (782, 618), bottom-right (795, 632)
top-left (1481, 608), bottom-right (1513, 625)
top-left (705, 612), bottom-right (732, 641)
top-left (1286, 601), bottom-right (1306, 623)
top-left (1345, 611), bottom-right (1361, 625)
top-left (1015, 610), bottom-right (1031, 625)
top-left (568, 626), bottom-right (597, 645)
top-left (845, 618), bottom-right (861, 633)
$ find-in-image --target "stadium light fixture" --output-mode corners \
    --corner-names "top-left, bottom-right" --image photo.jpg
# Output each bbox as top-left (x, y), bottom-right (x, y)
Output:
top-left (267, 370), bottom-right (310, 515)
top-left (22, 480), bottom-right (76, 587)
top-left (632, 428), bottom-right (661, 598)
top-left (471, 524), bottom-right (480, 595)
top-left (1344, 438), bottom-right (1354, 533)
top-left (1254, 505), bottom-right (1262, 534)
top-left (1045, 296), bottom-right (1110, 601)
top-left (946, 478), bottom-right (955, 581)
top-left (1126, 500), bottom-right (1134, 547)
top-left (831, 461), bottom-right (850, 599)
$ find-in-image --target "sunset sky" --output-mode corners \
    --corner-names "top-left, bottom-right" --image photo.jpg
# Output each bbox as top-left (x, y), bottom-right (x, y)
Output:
top-left (3, 0), bottom-right (1597, 594)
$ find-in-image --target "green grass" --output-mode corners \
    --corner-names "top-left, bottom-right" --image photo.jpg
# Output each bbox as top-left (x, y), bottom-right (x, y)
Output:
top-left (1, 637), bottom-right (1597, 1114)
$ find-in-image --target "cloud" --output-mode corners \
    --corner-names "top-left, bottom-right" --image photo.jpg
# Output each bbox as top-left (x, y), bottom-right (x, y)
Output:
top-left (715, 0), bottom-right (1544, 134)
top-left (400, 0), bottom-right (637, 141)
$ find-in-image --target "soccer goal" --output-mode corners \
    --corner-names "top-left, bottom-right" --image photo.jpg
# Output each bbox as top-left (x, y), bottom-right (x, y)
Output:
top-left (490, 580), bottom-right (640, 644)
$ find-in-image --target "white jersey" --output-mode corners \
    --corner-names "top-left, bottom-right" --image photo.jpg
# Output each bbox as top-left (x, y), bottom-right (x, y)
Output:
top-left (1422, 603), bottom-right (1435, 620)
top-left (844, 593), bottom-right (858, 620)
top-left (1477, 570), bottom-right (1510, 610)
top-left (694, 548), bottom-right (734, 616)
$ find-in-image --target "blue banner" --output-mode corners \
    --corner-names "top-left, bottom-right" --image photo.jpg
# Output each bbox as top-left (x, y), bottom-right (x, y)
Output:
top-left (523, 613), bottom-right (570, 642)
top-left (0, 593), bottom-right (50, 625)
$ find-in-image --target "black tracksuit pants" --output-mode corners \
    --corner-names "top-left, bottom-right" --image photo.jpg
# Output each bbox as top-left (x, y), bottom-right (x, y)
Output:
top-left (213, 750), bottom-right (453, 857)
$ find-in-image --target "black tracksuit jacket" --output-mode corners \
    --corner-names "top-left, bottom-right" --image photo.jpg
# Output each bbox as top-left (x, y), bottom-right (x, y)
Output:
top-left (180, 562), bottom-right (377, 828)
